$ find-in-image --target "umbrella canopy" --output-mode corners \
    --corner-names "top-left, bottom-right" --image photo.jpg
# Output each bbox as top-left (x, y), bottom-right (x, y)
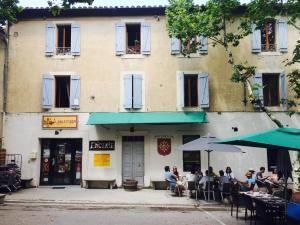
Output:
top-left (216, 128), bottom-right (300, 151)
top-left (178, 134), bottom-right (242, 152)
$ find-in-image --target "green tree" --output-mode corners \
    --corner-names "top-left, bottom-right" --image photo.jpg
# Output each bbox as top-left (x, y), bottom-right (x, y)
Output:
top-left (167, 0), bottom-right (300, 190)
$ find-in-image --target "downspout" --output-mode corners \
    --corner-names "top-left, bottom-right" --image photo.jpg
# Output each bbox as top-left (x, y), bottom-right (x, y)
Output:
top-left (0, 25), bottom-right (9, 147)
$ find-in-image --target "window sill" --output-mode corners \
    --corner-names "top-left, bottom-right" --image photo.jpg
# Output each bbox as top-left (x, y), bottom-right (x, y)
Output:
top-left (263, 106), bottom-right (284, 111)
top-left (258, 52), bottom-right (283, 56)
top-left (120, 54), bottom-right (146, 59)
top-left (46, 108), bottom-right (79, 113)
top-left (176, 54), bottom-right (203, 58)
top-left (177, 107), bottom-right (202, 112)
top-left (52, 55), bottom-right (75, 60)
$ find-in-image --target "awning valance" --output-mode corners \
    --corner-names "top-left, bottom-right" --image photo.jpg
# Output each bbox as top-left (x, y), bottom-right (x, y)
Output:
top-left (87, 112), bottom-right (207, 125)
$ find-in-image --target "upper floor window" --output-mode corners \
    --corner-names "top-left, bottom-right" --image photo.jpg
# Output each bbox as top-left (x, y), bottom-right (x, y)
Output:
top-left (57, 25), bottom-right (71, 55)
top-left (42, 74), bottom-right (81, 109)
top-left (115, 22), bottom-right (150, 56)
top-left (184, 75), bottom-right (198, 107)
top-left (262, 74), bottom-right (279, 106)
top-left (177, 72), bottom-right (209, 109)
top-left (55, 76), bottom-right (70, 108)
top-left (253, 72), bottom-right (287, 108)
top-left (171, 36), bottom-right (208, 55)
top-left (45, 23), bottom-right (80, 57)
top-left (126, 24), bottom-right (141, 54)
top-left (261, 21), bottom-right (276, 52)
top-left (251, 19), bottom-right (288, 53)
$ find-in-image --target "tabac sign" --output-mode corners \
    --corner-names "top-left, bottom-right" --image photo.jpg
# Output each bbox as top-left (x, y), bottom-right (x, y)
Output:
top-left (42, 115), bottom-right (78, 129)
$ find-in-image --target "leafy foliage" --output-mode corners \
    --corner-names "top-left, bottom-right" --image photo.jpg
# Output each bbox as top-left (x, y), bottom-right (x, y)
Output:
top-left (0, 0), bottom-right (22, 26)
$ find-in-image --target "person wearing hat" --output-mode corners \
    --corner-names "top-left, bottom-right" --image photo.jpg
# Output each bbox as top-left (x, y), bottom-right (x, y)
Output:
top-left (239, 171), bottom-right (256, 191)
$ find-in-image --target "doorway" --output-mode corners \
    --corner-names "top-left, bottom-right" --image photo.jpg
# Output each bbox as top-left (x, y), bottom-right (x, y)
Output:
top-left (40, 139), bottom-right (82, 185)
top-left (122, 136), bottom-right (144, 186)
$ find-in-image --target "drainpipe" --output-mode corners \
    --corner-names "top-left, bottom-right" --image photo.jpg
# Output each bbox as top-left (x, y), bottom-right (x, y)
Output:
top-left (0, 25), bottom-right (9, 147)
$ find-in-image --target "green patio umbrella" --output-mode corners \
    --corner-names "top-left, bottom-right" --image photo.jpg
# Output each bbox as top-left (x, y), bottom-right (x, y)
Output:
top-left (217, 127), bottom-right (300, 217)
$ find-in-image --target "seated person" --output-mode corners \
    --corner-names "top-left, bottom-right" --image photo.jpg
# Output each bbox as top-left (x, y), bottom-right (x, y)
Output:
top-left (172, 166), bottom-right (179, 180)
top-left (239, 171), bottom-right (256, 192)
top-left (268, 168), bottom-right (279, 183)
top-left (272, 171), bottom-right (285, 195)
top-left (256, 166), bottom-right (269, 192)
top-left (208, 166), bottom-right (217, 177)
top-left (218, 170), bottom-right (230, 191)
top-left (199, 170), bottom-right (214, 190)
top-left (186, 167), bottom-right (197, 182)
top-left (164, 166), bottom-right (177, 190)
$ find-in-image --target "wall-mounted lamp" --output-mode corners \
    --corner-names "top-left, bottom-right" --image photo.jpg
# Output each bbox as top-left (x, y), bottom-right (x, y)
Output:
top-left (232, 127), bottom-right (238, 132)
top-left (154, 15), bottom-right (160, 21)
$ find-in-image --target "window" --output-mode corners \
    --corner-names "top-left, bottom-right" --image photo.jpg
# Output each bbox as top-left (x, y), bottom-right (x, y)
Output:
top-left (123, 74), bottom-right (143, 109)
top-left (263, 74), bottom-right (279, 106)
top-left (184, 75), bottom-right (198, 107)
top-left (126, 24), bottom-right (141, 54)
top-left (182, 135), bottom-right (200, 172)
top-left (55, 76), bottom-right (70, 108)
top-left (261, 21), bottom-right (276, 52)
top-left (56, 25), bottom-right (71, 55)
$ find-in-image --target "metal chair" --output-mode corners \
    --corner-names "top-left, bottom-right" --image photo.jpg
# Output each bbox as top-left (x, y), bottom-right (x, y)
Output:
top-left (220, 182), bottom-right (231, 201)
top-left (187, 181), bottom-right (198, 199)
top-left (201, 181), bottom-right (215, 201)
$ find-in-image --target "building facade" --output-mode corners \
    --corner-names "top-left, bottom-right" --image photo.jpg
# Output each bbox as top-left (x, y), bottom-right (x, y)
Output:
top-left (4, 6), bottom-right (300, 187)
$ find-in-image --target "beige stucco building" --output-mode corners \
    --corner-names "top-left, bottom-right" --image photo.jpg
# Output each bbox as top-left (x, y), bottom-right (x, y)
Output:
top-left (3, 6), bottom-right (300, 187)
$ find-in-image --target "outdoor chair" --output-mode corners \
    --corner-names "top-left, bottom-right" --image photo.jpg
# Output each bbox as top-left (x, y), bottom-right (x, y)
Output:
top-left (187, 181), bottom-right (198, 199)
top-left (201, 181), bottom-right (215, 201)
top-left (220, 183), bottom-right (231, 201)
top-left (230, 183), bottom-right (245, 219)
top-left (244, 194), bottom-right (255, 223)
top-left (166, 180), bottom-right (182, 197)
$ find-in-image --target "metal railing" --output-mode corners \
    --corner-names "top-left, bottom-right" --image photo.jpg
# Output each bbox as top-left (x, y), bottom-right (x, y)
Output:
top-left (261, 44), bottom-right (276, 52)
top-left (126, 45), bottom-right (141, 54)
top-left (56, 47), bottom-right (71, 55)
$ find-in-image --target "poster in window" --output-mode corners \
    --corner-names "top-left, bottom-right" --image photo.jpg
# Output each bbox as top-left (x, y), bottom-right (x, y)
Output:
top-left (157, 138), bottom-right (171, 156)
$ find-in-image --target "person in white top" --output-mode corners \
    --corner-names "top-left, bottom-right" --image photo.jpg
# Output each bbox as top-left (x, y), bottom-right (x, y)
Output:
top-left (199, 170), bottom-right (214, 189)
top-left (225, 166), bottom-right (235, 180)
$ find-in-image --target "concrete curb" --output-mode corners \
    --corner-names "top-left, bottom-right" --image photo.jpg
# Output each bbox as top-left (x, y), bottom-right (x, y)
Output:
top-left (3, 199), bottom-right (229, 211)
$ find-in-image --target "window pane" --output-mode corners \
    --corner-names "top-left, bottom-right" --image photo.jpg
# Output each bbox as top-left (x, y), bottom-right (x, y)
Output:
top-left (182, 135), bottom-right (200, 172)
top-left (126, 24), bottom-right (140, 54)
top-left (261, 21), bottom-right (276, 52)
top-left (57, 25), bottom-right (71, 55)
top-left (55, 76), bottom-right (70, 108)
top-left (262, 74), bottom-right (279, 106)
top-left (184, 75), bottom-right (198, 107)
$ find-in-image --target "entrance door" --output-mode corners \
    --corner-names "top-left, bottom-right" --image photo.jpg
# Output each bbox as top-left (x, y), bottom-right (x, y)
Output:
top-left (40, 139), bottom-right (82, 185)
top-left (122, 136), bottom-right (144, 186)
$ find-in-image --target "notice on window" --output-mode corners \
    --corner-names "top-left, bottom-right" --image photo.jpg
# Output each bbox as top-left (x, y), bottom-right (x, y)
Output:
top-left (94, 153), bottom-right (110, 167)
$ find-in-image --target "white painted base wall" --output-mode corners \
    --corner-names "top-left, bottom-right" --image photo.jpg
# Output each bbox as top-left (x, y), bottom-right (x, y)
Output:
top-left (4, 112), bottom-right (298, 187)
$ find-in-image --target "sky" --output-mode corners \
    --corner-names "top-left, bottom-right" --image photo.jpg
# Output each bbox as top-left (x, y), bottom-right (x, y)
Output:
top-left (19, 0), bottom-right (249, 7)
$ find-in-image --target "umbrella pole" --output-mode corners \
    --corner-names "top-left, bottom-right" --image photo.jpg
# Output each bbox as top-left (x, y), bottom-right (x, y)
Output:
top-left (207, 150), bottom-right (211, 202)
top-left (284, 155), bottom-right (288, 224)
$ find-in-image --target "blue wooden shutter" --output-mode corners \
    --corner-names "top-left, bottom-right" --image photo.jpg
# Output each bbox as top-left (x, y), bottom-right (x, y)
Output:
top-left (171, 37), bottom-right (181, 55)
top-left (45, 23), bottom-right (55, 56)
top-left (71, 24), bottom-right (81, 56)
top-left (278, 19), bottom-right (288, 53)
top-left (141, 22), bottom-right (151, 55)
top-left (133, 74), bottom-right (143, 109)
top-left (199, 36), bottom-right (208, 54)
top-left (116, 22), bottom-right (125, 55)
top-left (280, 72), bottom-right (287, 109)
top-left (178, 72), bottom-right (184, 108)
top-left (70, 75), bottom-right (81, 109)
top-left (198, 72), bottom-right (209, 108)
top-left (42, 74), bottom-right (54, 109)
top-left (253, 73), bottom-right (263, 107)
top-left (251, 24), bottom-right (261, 53)
top-left (123, 75), bottom-right (133, 109)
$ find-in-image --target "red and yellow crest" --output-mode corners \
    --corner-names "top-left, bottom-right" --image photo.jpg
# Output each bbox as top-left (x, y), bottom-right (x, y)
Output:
top-left (157, 138), bottom-right (171, 156)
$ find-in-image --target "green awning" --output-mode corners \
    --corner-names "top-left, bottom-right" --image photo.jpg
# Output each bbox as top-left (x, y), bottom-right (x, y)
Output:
top-left (87, 112), bottom-right (207, 125)
top-left (217, 128), bottom-right (300, 151)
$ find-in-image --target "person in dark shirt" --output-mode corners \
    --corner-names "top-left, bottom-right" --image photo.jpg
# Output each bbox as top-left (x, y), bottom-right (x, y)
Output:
top-left (256, 167), bottom-right (269, 192)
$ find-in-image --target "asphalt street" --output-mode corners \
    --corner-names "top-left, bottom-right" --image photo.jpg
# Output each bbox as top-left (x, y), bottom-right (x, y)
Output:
top-left (0, 204), bottom-right (247, 225)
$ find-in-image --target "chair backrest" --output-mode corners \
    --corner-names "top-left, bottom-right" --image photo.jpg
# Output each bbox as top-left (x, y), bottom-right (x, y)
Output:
top-left (222, 182), bottom-right (231, 192)
top-left (204, 181), bottom-right (214, 191)
top-left (188, 181), bottom-right (196, 191)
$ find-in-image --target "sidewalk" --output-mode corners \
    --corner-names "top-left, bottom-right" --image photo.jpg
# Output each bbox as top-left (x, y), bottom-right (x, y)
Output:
top-left (3, 186), bottom-right (223, 208)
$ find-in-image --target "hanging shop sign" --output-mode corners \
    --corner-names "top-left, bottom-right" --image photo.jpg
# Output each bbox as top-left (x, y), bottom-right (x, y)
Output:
top-left (42, 115), bottom-right (78, 129)
top-left (89, 141), bottom-right (115, 151)
top-left (94, 153), bottom-right (110, 167)
top-left (157, 138), bottom-right (171, 156)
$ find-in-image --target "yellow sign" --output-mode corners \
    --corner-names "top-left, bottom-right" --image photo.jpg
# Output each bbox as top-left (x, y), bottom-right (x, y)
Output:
top-left (94, 153), bottom-right (110, 167)
top-left (42, 115), bottom-right (78, 129)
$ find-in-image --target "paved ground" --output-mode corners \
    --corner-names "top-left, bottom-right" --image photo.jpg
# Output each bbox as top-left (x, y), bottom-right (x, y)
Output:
top-left (0, 204), bottom-right (245, 225)
top-left (3, 186), bottom-right (201, 207)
